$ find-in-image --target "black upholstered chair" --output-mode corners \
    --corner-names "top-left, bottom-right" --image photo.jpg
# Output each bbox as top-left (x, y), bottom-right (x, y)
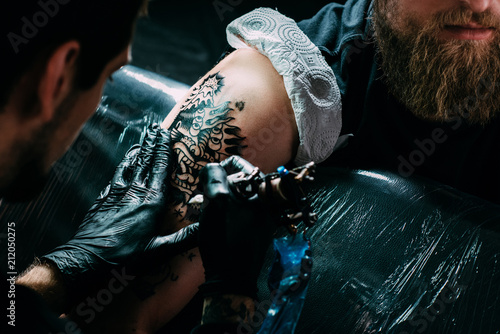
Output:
top-left (1, 65), bottom-right (498, 333)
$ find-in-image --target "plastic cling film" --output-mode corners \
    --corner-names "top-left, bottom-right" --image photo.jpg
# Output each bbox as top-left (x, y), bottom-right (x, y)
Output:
top-left (257, 167), bottom-right (500, 333)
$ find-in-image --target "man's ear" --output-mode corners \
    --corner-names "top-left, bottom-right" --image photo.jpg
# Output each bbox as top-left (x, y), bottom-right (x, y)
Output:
top-left (38, 40), bottom-right (80, 123)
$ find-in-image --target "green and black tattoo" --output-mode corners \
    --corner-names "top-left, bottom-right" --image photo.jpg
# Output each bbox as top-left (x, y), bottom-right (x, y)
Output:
top-left (131, 73), bottom-right (245, 300)
top-left (169, 72), bottom-right (247, 221)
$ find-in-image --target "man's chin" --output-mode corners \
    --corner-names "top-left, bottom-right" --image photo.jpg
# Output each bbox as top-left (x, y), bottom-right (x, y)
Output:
top-left (373, 4), bottom-right (500, 125)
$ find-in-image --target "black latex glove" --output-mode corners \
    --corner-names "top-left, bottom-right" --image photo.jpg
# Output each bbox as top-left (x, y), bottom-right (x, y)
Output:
top-left (198, 156), bottom-right (278, 299)
top-left (42, 124), bottom-right (198, 297)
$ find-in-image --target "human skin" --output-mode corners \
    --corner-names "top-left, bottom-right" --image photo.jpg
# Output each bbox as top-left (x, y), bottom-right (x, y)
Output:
top-left (65, 48), bottom-right (297, 334)
top-left (12, 27), bottom-right (296, 334)
top-left (16, 1), bottom-right (500, 333)
top-left (386, 0), bottom-right (500, 40)
top-left (0, 43), bottom-right (130, 200)
top-left (14, 45), bottom-right (131, 301)
top-left (75, 2), bottom-right (500, 332)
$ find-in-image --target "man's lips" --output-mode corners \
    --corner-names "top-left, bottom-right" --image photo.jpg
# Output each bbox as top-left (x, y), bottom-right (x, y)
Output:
top-left (442, 22), bottom-right (495, 40)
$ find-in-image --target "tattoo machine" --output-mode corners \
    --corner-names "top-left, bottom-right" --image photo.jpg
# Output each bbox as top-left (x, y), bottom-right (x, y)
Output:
top-left (226, 161), bottom-right (318, 234)
top-left (227, 162), bottom-right (317, 334)
top-left (190, 161), bottom-right (318, 332)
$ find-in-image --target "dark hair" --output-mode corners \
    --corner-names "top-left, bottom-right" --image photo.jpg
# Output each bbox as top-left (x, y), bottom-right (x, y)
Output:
top-left (0, 0), bottom-right (148, 108)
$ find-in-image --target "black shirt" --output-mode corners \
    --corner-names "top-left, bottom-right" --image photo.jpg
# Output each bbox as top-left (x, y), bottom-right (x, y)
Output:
top-left (3, 275), bottom-right (76, 334)
top-left (298, 0), bottom-right (500, 204)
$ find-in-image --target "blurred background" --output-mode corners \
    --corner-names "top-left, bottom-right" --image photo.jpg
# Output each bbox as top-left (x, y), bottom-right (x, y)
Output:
top-left (131, 0), bottom-right (337, 85)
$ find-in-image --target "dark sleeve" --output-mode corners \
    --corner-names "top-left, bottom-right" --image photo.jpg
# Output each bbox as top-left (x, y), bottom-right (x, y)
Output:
top-left (7, 282), bottom-right (81, 334)
top-left (297, 0), bottom-right (373, 54)
top-left (297, 2), bottom-right (345, 52)
top-left (191, 323), bottom-right (240, 334)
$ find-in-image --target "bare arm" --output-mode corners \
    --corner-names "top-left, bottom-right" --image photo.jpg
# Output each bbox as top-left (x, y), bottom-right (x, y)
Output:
top-left (163, 48), bottom-right (298, 231)
top-left (104, 48), bottom-right (297, 333)
top-left (16, 259), bottom-right (68, 314)
top-left (135, 48), bottom-right (297, 332)
top-left (19, 48), bottom-right (297, 333)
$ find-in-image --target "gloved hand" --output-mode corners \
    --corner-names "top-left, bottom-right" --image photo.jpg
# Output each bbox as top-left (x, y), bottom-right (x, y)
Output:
top-left (42, 124), bottom-right (198, 296)
top-left (198, 156), bottom-right (279, 299)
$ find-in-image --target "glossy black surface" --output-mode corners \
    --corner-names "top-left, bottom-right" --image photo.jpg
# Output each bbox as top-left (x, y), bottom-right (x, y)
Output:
top-left (261, 168), bottom-right (500, 333)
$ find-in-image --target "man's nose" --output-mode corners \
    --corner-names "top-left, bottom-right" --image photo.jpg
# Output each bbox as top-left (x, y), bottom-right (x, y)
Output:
top-left (461, 0), bottom-right (494, 13)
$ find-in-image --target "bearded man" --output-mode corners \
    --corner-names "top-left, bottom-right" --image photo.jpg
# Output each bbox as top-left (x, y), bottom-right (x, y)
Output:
top-left (94, 1), bottom-right (500, 333)
top-left (0, 0), bottom-right (297, 332)
top-left (185, 2), bottom-right (500, 331)
top-left (295, 0), bottom-right (500, 204)
top-left (10, 1), bottom-right (496, 333)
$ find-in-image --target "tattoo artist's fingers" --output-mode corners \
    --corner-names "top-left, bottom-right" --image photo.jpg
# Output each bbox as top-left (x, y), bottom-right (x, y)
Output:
top-left (145, 223), bottom-right (199, 257)
top-left (199, 163), bottom-right (230, 200)
top-left (220, 155), bottom-right (263, 177)
top-left (132, 124), bottom-right (160, 186)
top-left (148, 129), bottom-right (173, 192)
top-left (94, 184), bottom-right (111, 202)
top-left (111, 145), bottom-right (141, 187)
